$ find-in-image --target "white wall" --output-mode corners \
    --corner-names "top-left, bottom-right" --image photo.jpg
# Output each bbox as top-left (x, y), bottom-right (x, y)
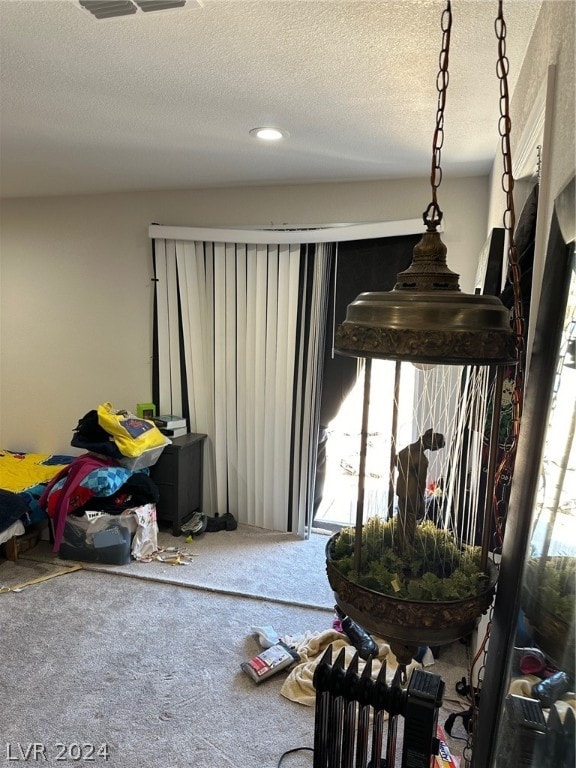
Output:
top-left (0, 175), bottom-right (489, 454)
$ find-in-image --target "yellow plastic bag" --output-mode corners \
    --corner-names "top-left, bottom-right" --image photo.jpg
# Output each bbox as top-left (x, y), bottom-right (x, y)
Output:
top-left (97, 402), bottom-right (167, 458)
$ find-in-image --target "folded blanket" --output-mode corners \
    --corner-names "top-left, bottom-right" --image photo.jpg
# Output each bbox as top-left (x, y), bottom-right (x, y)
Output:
top-left (280, 628), bottom-right (417, 707)
top-left (0, 450), bottom-right (72, 493)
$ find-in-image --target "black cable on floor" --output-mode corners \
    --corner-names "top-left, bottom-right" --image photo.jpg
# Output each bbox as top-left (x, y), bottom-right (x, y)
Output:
top-left (277, 746), bottom-right (314, 766)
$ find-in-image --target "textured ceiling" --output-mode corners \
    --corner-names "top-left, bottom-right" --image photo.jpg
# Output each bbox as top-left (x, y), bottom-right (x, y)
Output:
top-left (0, 0), bottom-right (543, 198)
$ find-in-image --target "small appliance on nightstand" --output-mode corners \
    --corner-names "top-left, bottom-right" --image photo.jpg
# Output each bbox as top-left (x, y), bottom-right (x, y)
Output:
top-left (150, 432), bottom-right (207, 535)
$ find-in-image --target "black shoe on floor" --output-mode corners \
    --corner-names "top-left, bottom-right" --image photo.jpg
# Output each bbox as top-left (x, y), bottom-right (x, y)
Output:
top-left (206, 512), bottom-right (238, 532)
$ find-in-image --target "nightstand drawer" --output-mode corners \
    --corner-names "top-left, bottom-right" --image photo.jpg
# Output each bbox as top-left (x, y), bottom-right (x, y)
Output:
top-left (150, 432), bottom-right (207, 535)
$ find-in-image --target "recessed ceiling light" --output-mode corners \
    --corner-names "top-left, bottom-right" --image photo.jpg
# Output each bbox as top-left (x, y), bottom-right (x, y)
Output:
top-left (249, 127), bottom-right (288, 141)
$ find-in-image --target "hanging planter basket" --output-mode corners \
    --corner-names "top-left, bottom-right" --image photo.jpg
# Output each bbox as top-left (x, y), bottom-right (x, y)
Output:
top-left (325, 527), bottom-right (498, 663)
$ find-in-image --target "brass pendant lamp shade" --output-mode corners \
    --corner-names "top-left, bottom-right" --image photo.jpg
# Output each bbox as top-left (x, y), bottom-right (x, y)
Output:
top-left (334, 228), bottom-right (517, 366)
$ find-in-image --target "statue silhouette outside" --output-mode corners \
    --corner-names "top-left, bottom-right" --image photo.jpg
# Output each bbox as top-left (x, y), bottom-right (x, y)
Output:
top-left (395, 428), bottom-right (445, 554)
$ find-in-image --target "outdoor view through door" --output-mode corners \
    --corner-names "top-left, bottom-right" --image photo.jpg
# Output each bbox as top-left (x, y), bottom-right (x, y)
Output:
top-left (314, 359), bottom-right (417, 528)
top-left (313, 234), bottom-right (420, 530)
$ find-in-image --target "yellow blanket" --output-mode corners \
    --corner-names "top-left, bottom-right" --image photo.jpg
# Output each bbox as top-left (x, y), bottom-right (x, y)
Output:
top-left (0, 451), bottom-right (70, 493)
top-left (280, 628), bottom-right (417, 706)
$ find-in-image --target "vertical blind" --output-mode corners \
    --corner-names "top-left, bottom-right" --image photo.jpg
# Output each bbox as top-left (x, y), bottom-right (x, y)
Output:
top-left (152, 236), bottom-right (332, 534)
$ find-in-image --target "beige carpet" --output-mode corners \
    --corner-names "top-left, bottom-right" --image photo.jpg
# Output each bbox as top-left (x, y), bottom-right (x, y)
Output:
top-left (18, 524), bottom-right (337, 610)
top-left (3, 523), bottom-right (473, 764)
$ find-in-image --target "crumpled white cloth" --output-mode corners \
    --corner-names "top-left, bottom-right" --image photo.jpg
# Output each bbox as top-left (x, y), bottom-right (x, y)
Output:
top-left (280, 628), bottom-right (417, 707)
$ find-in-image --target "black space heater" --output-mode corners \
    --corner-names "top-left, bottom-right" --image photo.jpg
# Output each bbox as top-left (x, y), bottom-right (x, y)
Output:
top-left (312, 644), bottom-right (445, 768)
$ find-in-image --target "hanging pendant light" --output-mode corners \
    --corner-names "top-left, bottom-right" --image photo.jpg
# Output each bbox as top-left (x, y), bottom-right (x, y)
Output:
top-left (325, 0), bottom-right (524, 668)
top-left (334, 1), bottom-right (516, 367)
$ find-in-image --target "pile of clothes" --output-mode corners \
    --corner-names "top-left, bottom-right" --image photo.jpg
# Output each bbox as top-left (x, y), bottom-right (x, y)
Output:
top-left (41, 405), bottom-right (168, 560)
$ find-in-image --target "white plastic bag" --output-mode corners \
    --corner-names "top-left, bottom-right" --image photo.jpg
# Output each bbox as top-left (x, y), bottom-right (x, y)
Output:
top-left (130, 503), bottom-right (159, 560)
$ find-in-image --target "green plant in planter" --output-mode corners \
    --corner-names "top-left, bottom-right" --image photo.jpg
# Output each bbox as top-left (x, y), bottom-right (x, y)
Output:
top-left (331, 516), bottom-right (488, 602)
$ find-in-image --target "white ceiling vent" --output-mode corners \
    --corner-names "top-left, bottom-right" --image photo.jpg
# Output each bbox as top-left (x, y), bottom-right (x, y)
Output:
top-left (78, 1), bottom-right (188, 19)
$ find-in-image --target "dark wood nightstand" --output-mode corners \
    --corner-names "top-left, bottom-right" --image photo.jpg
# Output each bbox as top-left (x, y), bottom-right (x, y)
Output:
top-left (150, 433), bottom-right (207, 535)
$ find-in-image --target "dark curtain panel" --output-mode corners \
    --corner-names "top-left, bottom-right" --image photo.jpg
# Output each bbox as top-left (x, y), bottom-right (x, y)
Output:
top-left (313, 234), bottom-right (420, 519)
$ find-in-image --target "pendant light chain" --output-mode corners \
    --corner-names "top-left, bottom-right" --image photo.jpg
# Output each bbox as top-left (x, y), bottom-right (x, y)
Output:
top-left (424, 0), bottom-right (452, 231)
top-left (496, 0), bottom-right (524, 385)
top-left (464, 6), bottom-right (524, 765)
top-left (493, 0), bottom-right (524, 545)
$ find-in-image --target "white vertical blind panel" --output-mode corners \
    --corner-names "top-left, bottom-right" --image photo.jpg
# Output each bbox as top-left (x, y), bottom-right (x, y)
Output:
top-left (235, 244), bottom-right (248, 520)
top-left (252, 245), bottom-right (268, 527)
top-left (174, 240), bottom-right (217, 514)
top-left (192, 241), bottom-right (216, 437)
top-left (200, 242), bottom-right (217, 515)
top-left (176, 241), bottom-right (201, 429)
top-left (213, 242), bottom-right (229, 515)
top-left (225, 242), bottom-right (239, 517)
top-left (203, 242), bottom-right (216, 437)
top-left (244, 245), bottom-right (258, 522)
top-left (263, 246), bottom-right (279, 527)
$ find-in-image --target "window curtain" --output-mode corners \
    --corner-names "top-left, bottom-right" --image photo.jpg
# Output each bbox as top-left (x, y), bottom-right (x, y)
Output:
top-left (150, 220), bottom-right (423, 537)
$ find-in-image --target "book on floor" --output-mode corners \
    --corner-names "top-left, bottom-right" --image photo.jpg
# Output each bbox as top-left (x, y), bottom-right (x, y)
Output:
top-left (241, 642), bottom-right (300, 684)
